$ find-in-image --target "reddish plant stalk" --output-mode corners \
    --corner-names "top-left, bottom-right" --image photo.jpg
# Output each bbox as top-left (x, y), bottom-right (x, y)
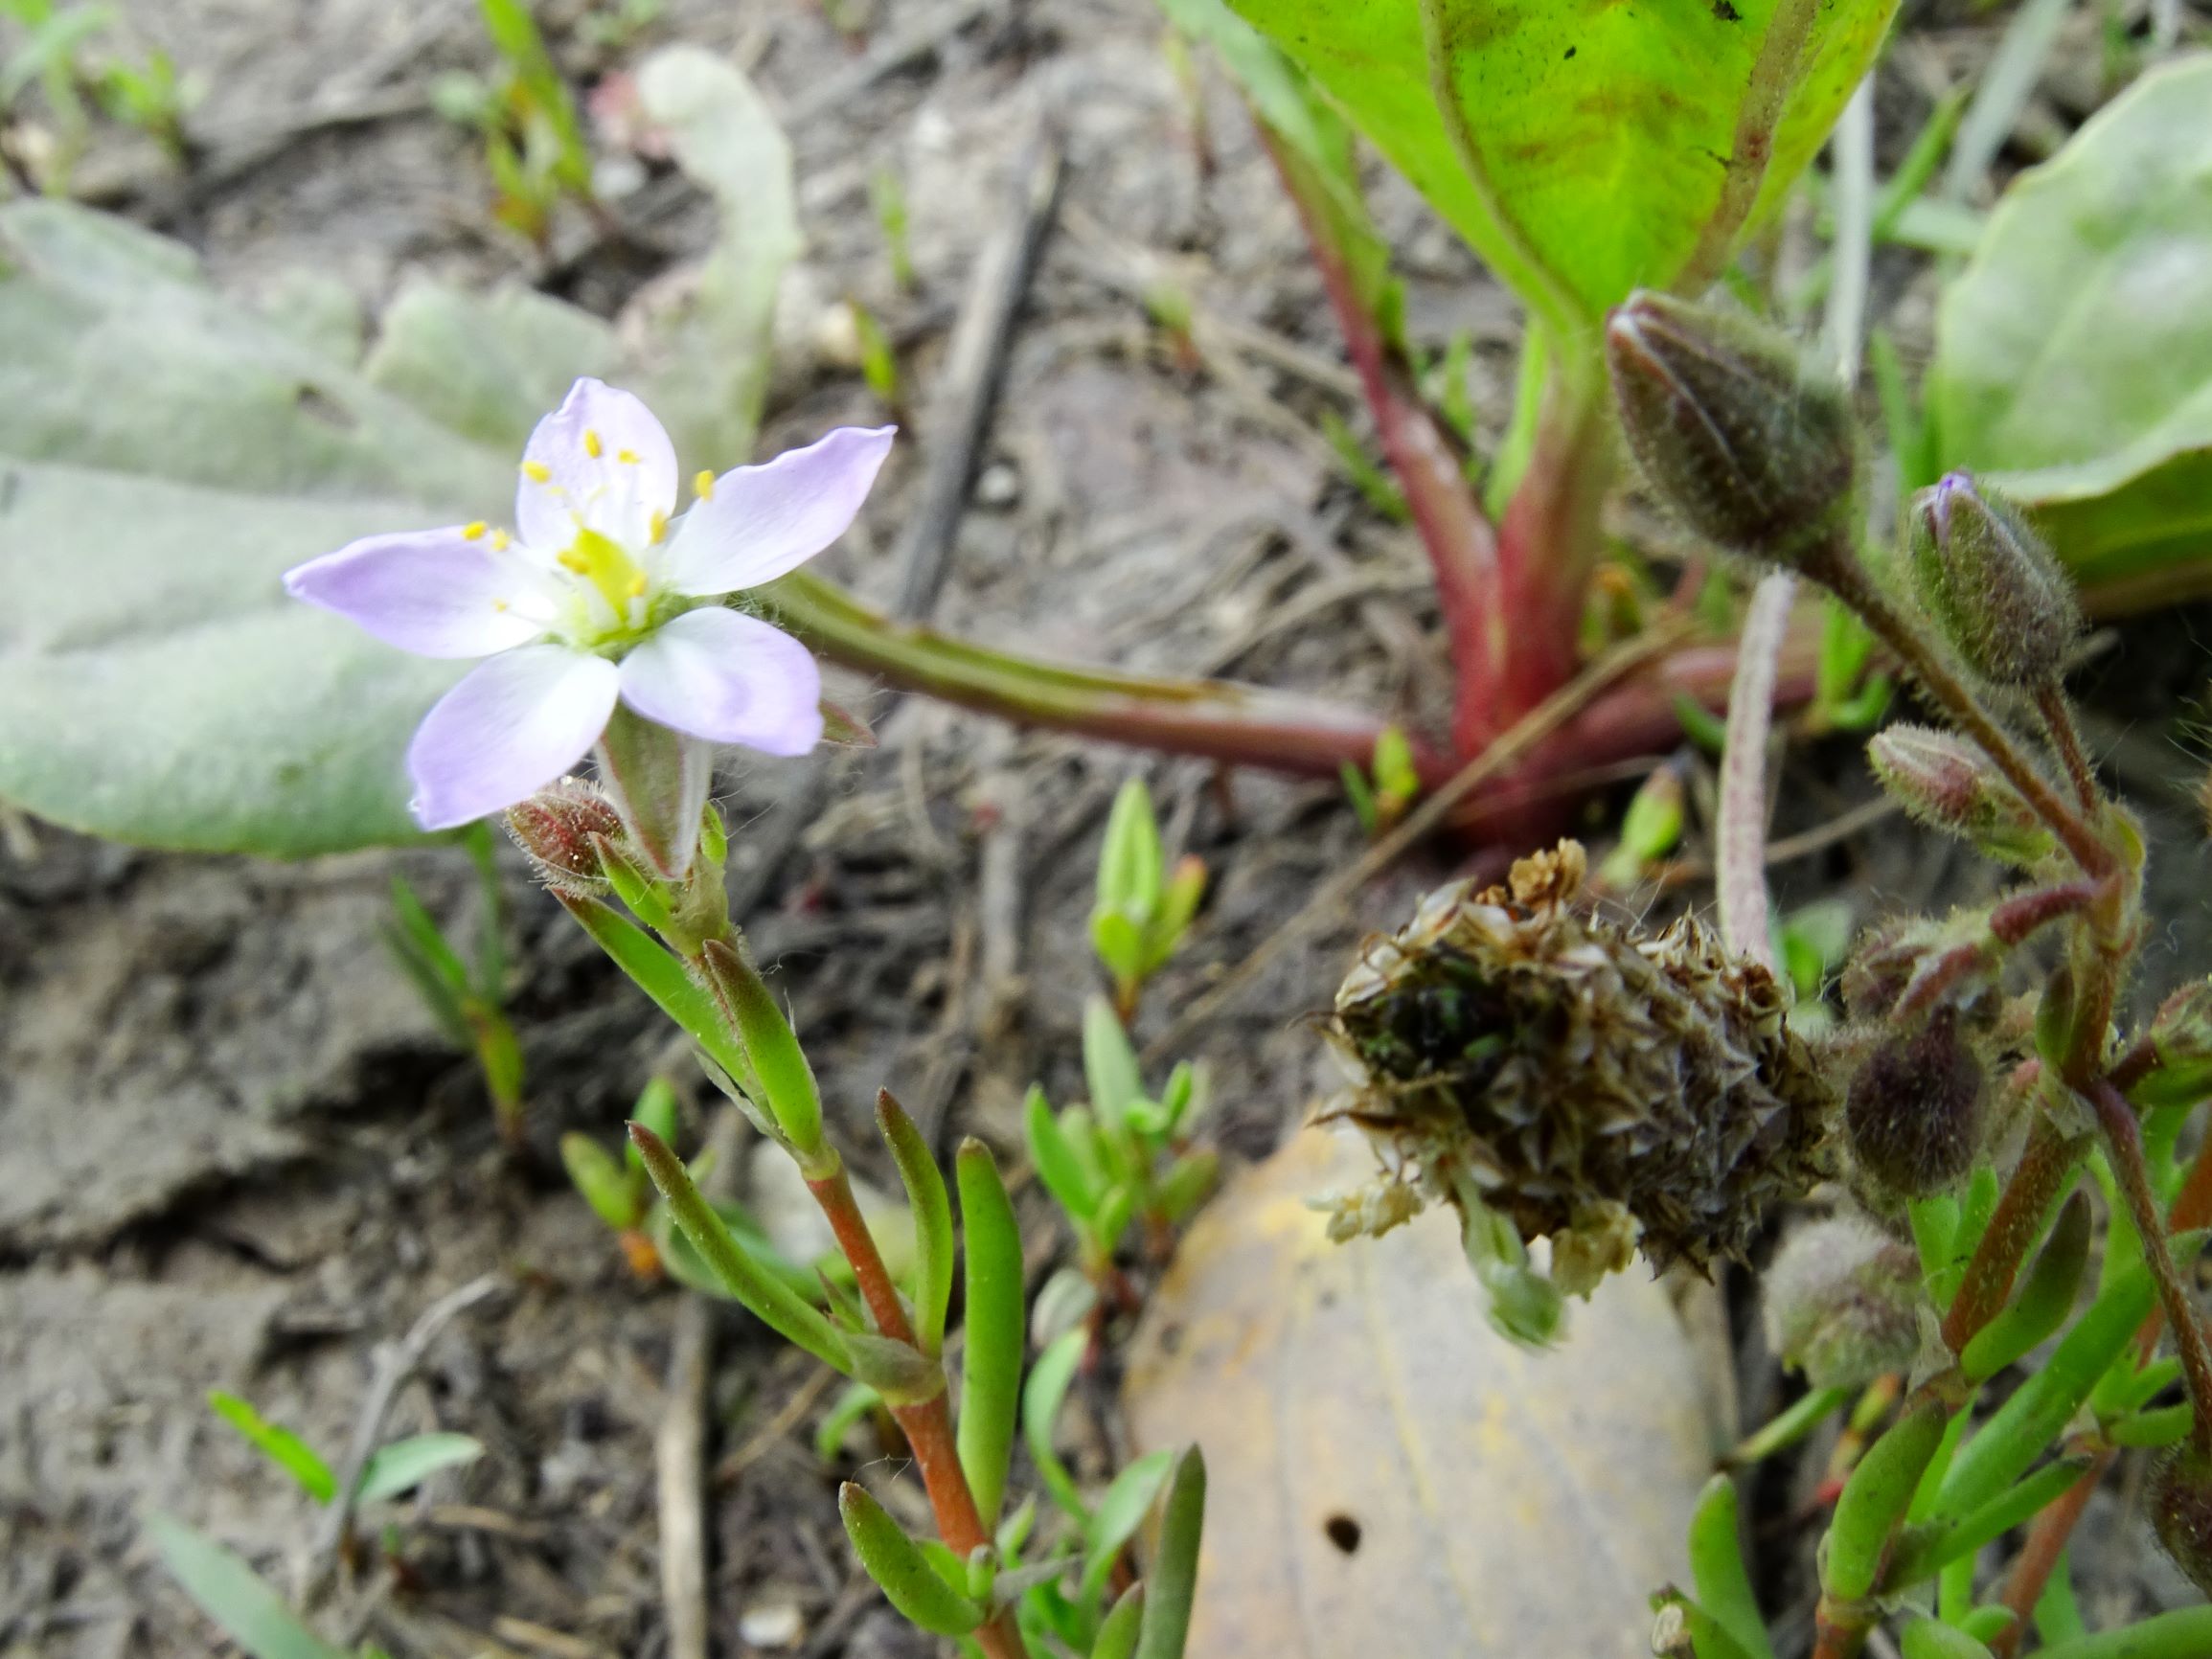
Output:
top-left (1943, 1116), bottom-right (2084, 1354)
top-left (1491, 387), bottom-right (1612, 733)
top-left (1992, 1451), bottom-right (2109, 1659)
top-left (1257, 126), bottom-right (1510, 753)
top-left (807, 1166), bottom-right (1029, 1659)
top-left (2093, 1080), bottom-right (2212, 1459)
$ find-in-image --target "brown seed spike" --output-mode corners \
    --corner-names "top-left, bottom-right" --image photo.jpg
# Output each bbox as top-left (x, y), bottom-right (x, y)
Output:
top-left (1323, 839), bottom-right (1837, 1281)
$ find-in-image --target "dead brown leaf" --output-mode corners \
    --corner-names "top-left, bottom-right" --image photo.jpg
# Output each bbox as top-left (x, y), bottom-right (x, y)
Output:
top-left (1123, 1130), bottom-right (1720, 1659)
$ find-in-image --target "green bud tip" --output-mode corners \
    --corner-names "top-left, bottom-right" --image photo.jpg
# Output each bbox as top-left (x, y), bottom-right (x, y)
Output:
top-left (1605, 289), bottom-right (1860, 577)
top-left (1845, 1005), bottom-right (1986, 1202)
top-left (2150, 1443), bottom-right (2212, 1596)
top-left (505, 777), bottom-right (625, 898)
top-left (1908, 472), bottom-right (2082, 690)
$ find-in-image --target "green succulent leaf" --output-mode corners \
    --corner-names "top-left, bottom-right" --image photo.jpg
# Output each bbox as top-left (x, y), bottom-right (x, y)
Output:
top-left (956, 1139), bottom-right (1026, 1533)
top-left (1081, 1449), bottom-right (1176, 1613)
top-left (1022, 1326), bottom-right (1091, 1523)
top-left (354, 1433), bottom-right (485, 1504)
top-left (1133, 1446), bottom-right (1205, 1659)
top-left (837, 1483), bottom-right (987, 1637)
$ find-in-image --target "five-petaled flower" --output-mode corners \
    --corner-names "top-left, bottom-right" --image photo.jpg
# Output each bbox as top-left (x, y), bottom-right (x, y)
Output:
top-left (285, 378), bottom-right (892, 830)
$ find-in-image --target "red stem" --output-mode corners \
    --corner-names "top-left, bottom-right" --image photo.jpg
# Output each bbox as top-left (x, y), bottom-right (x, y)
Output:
top-left (1492, 387), bottom-right (1612, 731)
top-left (1257, 125), bottom-right (1510, 753)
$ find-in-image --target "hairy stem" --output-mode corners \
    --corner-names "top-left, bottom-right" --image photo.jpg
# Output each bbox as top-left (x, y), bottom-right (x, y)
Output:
top-left (2037, 683), bottom-right (2100, 812)
top-left (1826, 562), bottom-right (2112, 877)
top-left (1259, 125), bottom-right (1509, 752)
top-left (2093, 1079), bottom-right (2212, 1459)
top-left (1717, 570), bottom-right (1795, 967)
top-left (1943, 1116), bottom-right (2086, 1357)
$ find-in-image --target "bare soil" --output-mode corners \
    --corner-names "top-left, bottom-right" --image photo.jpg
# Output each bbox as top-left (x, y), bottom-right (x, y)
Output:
top-left (6, 1), bottom-right (2212, 1656)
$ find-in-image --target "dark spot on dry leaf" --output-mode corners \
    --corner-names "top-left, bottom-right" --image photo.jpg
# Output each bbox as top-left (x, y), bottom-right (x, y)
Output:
top-left (1324, 1514), bottom-right (1362, 1555)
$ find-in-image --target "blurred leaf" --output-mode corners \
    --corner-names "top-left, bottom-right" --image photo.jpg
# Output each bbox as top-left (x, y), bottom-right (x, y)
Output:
top-left (207, 1393), bottom-right (336, 1505)
top-left (628, 1077), bottom-right (681, 1170)
top-left (1123, 1133), bottom-right (1712, 1659)
top-left (814, 1379), bottom-right (880, 1463)
top-left (561, 1132), bottom-right (641, 1231)
top-left (1023, 1326), bottom-right (1091, 1522)
top-left (1081, 1449), bottom-right (1176, 1611)
top-left (878, 1091), bottom-right (955, 1357)
top-left (146, 1515), bottom-right (352, 1659)
top-left (1930, 59), bottom-right (2212, 612)
top-left (1134, 1447), bottom-right (1206, 1659)
top-left (1083, 998), bottom-right (1147, 1133)
top-left (629, 45), bottom-right (799, 471)
top-left (355, 1432), bottom-right (484, 1504)
top-left (1220, 0), bottom-right (1897, 329)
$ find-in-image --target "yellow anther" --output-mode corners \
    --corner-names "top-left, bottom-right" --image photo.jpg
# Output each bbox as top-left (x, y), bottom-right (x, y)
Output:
top-left (490, 529), bottom-right (512, 551)
top-left (558, 549), bottom-right (591, 575)
top-left (583, 428), bottom-right (604, 459)
top-left (522, 460), bottom-right (553, 484)
top-left (462, 520), bottom-right (488, 540)
top-left (695, 469), bottom-right (716, 501)
top-left (627, 573), bottom-right (648, 599)
top-left (649, 508), bottom-right (669, 543)
top-left (617, 447), bottom-right (641, 465)
top-left (492, 599), bottom-right (510, 612)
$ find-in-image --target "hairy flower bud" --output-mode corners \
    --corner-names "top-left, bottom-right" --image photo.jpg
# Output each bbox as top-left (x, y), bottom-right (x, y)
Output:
top-left (1323, 840), bottom-right (1836, 1288)
top-left (1866, 724), bottom-right (2056, 868)
top-left (2134, 980), bottom-right (2212, 1110)
top-left (1606, 289), bottom-right (1860, 575)
top-left (506, 777), bottom-right (625, 897)
top-left (2150, 1444), bottom-right (2212, 1597)
top-left (1845, 1006), bottom-right (1985, 1201)
top-left (1907, 472), bottom-right (2082, 689)
top-left (1763, 1218), bottom-right (1924, 1389)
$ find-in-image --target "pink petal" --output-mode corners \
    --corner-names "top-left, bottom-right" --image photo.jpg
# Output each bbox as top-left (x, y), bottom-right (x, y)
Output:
top-left (284, 529), bottom-right (550, 658)
top-left (407, 645), bottom-right (622, 830)
top-left (659, 425), bottom-right (894, 597)
top-left (514, 377), bottom-right (678, 553)
top-left (616, 606), bottom-right (824, 756)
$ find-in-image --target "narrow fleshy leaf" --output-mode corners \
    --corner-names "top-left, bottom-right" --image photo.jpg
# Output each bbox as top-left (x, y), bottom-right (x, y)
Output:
top-left (837, 1482), bottom-right (987, 1637)
top-left (1081, 1449), bottom-right (1177, 1612)
top-left (1083, 998), bottom-right (1147, 1133)
top-left (1025, 1086), bottom-right (1102, 1222)
top-left (207, 1394), bottom-right (337, 1505)
top-left (1133, 1446), bottom-right (1205, 1659)
top-left (562, 1133), bottom-right (642, 1231)
top-left (1094, 1585), bottom-right (1146, 1659)
top-left (877, 1090), bottom-right (955, 1357)
top-left (556, 896), bottom-right (750, 1083)
top-left (630, 1124), bottom-right (851, 1371)
top-left (956, 1139), bottom-right (1025, 1533)
top-left (1687, 1475), bottom-right (1777, 1659)
top-left (354, 1433), bottom-right (484, 1504)
top-left (699, 939), bottom-right (828, 1169)
top-left (146, 1514), bottom-right (352, 1659)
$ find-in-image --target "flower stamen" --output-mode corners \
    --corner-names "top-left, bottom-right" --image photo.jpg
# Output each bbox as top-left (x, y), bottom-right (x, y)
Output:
top-left (522, 460), bottom-right (554, 485)
top-left (583, 428), bottom-right (604, 460)
top-left (694, 469), bottom-right (716, 501)
top-left (463, 521), bottom-right (488, 540)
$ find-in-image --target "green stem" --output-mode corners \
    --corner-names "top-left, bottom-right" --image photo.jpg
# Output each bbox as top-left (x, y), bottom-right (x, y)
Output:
top-left (765, 570), bottom-right (1451, 785)
top-left (1676, 0), bottom-right (1824, 294)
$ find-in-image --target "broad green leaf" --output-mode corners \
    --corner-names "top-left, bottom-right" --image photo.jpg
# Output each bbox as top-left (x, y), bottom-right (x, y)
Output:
top-left (1930, 58), bottom-right (2212, 613)
top-left (146, 1514), bottom-right (353, 1659)
top-left (1223, 0), bottom-right (1897, 329)
top-left (207, 1393), bottom-right (337, 1505)
top-left (354, 1432), bottom-right (485, 1504)
top-left (0, 39), bottom-right (800, 857)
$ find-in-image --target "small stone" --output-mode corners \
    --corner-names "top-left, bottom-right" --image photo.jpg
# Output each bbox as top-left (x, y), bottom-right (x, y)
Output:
top-left (739, 1600), bottom-right (807, 1649)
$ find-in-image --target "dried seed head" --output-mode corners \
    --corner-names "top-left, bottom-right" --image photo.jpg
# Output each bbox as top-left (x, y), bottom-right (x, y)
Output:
top-left (1606, 290), bottom-right (1860, 578)
top-left (1762, 1217), bottom-right (1925, 1390)
top-left (2151, 1443), bottom-right (2212, 1597)
top-left (1845, 1006), bottom-right (1985, 1203)
top-left (1322, 840), bottom-right (1837, 1285)
top-left (1866, 725), bottom-right (2056, 868)
top-left (1907, 472), bottom-right (2082, 690)
top-left (506, 777), bottom-right (626, 898)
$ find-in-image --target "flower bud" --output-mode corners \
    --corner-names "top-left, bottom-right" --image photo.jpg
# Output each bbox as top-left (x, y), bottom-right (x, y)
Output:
top-left (2134, 980), bottom-right (2212, 1110)
top-left (1839, 917), bottom-right (1945, 1024)
top-left (1606, 289), bottom-right (1860, 574)
top-left (1866, 725), bottom-right (2056, 868)
top-left (506, 777), bottom-right (625, 897)
top-left (1846, 1006), bottom-right (1986, 1201)
top-left (1907, 473), bottom-right (2082, 689)
top-left (2150, 1443), bottom-right (2212, 1596)
top-left (1762, 1217), bottom-right (1924, 1388)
